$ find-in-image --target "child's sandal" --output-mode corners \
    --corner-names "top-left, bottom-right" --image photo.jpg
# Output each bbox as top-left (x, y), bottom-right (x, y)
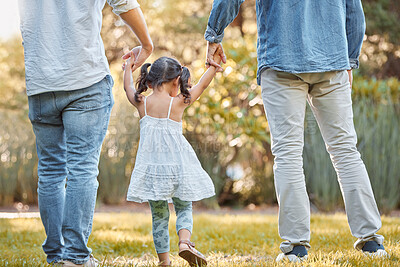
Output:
top-left (178, 240), bottom-right (207, 266)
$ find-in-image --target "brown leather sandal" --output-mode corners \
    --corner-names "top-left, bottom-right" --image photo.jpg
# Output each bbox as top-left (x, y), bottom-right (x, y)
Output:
top-left (178, 240), bottom-right (207, 266)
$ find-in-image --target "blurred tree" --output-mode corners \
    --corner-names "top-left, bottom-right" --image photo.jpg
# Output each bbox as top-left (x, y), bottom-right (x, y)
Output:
top-left (361, 0), bottom-right (400, 78)
top-left (0, 38), bottom-right (26, 111)
top-left (364, 0), bottom-right (400, 44)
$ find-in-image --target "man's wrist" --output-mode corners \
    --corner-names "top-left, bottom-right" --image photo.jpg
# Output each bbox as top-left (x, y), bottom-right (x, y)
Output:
top-left (141, 41), bottom-right (154, 53)
top-left (205, 26), bottom-right (224, 43)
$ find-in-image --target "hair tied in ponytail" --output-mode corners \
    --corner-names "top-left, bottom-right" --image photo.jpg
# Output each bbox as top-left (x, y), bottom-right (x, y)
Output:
top-left (135, 63), bottom-right (151, 102)
top-left (179, 66), bottom-right (192, 104)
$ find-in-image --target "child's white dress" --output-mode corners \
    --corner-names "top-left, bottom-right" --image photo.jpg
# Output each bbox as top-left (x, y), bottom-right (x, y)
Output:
top-left (127, 97), bottom-right (215, 203)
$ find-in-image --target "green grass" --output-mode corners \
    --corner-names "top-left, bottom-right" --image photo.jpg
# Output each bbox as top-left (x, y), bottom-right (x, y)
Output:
top-left (0, 212), bottom-right (399, 266)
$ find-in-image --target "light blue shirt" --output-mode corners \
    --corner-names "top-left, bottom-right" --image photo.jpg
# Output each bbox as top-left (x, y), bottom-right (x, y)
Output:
top-left (205, 0), bottom-right (366, 84)
top-left (19, 0), bottom-right (140, 96)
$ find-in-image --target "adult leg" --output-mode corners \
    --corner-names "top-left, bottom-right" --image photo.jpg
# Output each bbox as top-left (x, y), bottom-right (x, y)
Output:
top-left (61, 76), bottom-right (114, 264)
top-left (260, 69), bottom-right (310, 253)
top-left (149, 200), bottom-right (171, 265)
top-left (307, 70), bottom-right (383, 249)
top-left (28, 92), bottom-right (67, 264)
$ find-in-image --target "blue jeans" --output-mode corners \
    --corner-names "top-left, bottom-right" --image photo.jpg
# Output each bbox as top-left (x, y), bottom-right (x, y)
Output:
top-left (28, 75), bottom-right (114, 264)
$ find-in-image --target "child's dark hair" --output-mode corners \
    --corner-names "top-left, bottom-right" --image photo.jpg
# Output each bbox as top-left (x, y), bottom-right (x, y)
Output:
top-left (135, 57), bottom-right (191, 104)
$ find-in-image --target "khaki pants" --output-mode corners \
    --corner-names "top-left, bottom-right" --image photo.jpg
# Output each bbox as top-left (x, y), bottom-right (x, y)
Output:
top-left (260, 69), bottom-right (384, 253)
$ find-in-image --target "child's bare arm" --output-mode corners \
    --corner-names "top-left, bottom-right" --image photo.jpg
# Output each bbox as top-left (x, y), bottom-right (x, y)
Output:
top-left (187, 66), bottom-right (218, 104)
top-left (184, 47), bottom-right (222, 105)
top-left (123, 56), bottom-right (139, 107)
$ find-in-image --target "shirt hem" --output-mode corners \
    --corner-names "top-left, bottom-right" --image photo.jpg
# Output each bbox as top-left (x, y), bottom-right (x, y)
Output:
top-left (26, 72), bottom-right (110, 96)
top-left (256, 65), bottom-right (350, 85)
top-left (126, 192), bottom-right (216, 203)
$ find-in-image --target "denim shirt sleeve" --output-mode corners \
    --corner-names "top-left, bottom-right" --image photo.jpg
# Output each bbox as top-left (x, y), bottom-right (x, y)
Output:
top-left (107, 0), bottom-right (140, 15)
top-left (205, 0), bottom-right (245, 43)
top-left (346, 0), bottom-right (366, 69)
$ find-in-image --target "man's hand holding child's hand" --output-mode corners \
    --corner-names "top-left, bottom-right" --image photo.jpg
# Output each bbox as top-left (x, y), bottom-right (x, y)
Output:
top-left (122, 51), bottom-right (136, 71)
top-left (212, 46), bottom-right (223, 72)
top-left (213, 46), bottom-right (222, 66)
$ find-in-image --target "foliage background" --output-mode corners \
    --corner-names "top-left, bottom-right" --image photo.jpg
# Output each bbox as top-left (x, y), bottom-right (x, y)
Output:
top-left (0, 0), bottom-right (399, 213)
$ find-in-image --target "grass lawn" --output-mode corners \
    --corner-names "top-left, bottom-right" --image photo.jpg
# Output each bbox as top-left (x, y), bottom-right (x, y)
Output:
top-left (0, 212), bottom-right (399, 266)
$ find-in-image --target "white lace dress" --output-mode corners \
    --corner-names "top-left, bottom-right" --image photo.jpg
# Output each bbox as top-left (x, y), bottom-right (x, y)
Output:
top-left (127, 97), bottom-right (215, 203)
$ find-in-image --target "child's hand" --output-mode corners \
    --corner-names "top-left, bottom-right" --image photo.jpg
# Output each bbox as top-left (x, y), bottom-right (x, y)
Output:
top-left (122, 52), bottom-right (135, 71)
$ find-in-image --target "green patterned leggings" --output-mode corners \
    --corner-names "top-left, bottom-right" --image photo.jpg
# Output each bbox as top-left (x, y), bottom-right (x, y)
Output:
top-left (149, 198), bottom-right (193, 253)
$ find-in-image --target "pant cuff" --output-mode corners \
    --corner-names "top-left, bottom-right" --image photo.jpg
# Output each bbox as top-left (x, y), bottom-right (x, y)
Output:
top-left (354, 234), bottom-right (384, 250)
top-left (155, 247), bottom-right (170, 254)
top-left (280, 240), bottom-right (311, 254)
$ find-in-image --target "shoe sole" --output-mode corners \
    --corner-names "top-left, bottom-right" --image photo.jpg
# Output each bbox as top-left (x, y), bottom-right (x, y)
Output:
top-left (363, 249), bottom-right (388, 257)
top-left (179, 250), bottom-right (207, 266)
top-left (276, 253), bottom-right (308, 263)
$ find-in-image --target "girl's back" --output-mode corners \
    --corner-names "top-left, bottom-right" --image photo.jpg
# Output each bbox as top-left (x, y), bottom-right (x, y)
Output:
top-left (137, 96), bottom-right (187, 164)
top-left (128, 94), bottom-right (214, 204)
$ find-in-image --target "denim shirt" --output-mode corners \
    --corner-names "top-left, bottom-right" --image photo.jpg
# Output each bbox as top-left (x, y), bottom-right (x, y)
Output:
top-left (19, 0), bottom-right (139, 96)
top-left (205, 0), bottom-right (366, 84)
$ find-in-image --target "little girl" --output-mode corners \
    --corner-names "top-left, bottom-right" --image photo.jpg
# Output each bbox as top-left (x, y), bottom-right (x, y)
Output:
top-left (123, 52), bottom-right (222, 266)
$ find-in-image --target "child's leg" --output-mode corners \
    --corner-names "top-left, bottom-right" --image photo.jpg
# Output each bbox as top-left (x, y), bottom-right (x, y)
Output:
top-left (149, 200), bottom-right (171, 265)
top-left (173, 198), bottom-right (207, 266)
top-left (172, 198), bottom-right (193, 248)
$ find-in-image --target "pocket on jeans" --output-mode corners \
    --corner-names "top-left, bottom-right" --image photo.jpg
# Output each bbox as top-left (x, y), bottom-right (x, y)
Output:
top-left (68, 75), bottom-right (114, 110)
top-left (105, 74), bottom-right (115, 107)
top-left (28, 94), bottom-right (41, 122)
top-left (105, 74), bottom-right (114, 88)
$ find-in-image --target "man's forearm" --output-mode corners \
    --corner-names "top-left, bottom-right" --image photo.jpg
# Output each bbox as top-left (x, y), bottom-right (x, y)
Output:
top-left (205, 0), bottom-right (245, 43)
top-left (120, 8), bottom-right (153, 51)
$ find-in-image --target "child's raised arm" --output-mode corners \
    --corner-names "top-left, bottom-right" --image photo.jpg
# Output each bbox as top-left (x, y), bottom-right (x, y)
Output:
top-left (187, 66), bottom-right (218, 104)
top-left (123, 54), bottom-right (139, 107)
top-left (184, 47), bottom-right (222, 105)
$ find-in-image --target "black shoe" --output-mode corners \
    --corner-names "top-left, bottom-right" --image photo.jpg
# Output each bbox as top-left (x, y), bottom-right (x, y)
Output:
top-left (362, 241), bottom-right (387, 257)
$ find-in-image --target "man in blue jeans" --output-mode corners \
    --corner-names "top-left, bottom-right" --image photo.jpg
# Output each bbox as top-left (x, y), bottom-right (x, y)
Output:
top-left (205, 0), bottom-right (387, 263)
top-left (19, 0), bottom-right (153, 266)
